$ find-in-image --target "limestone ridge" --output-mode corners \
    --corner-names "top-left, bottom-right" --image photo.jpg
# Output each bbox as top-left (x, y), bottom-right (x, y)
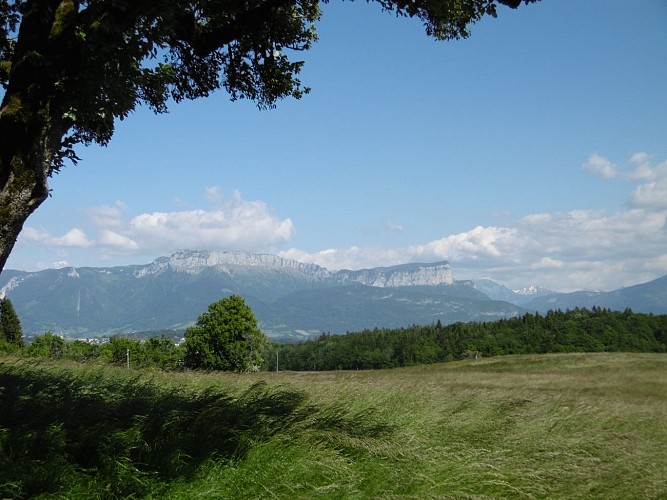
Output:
top-left (133, 249), bottom-right (454, 287)
top-left (335, 262), bottom-right (454, 287)
top-left (2, 250), bottom-right (664, 337)
top-left (133, 250), bottom-right (331, 280)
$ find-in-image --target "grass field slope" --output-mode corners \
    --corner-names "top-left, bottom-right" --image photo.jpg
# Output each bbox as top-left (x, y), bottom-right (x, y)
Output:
top-left (1, 352), bottom-right (666, 498)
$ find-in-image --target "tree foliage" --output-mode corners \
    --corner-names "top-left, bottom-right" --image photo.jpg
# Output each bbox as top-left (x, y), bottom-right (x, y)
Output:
top-left (0, 296), bottom-right (22, 349)
top-left (268, 308), bottom-right (667, 371)
top-left (25, 331), bottom-right (64, 357)
top-left (14, 307), bottom-right (667, 373)
top-left (184, 295), bottom-right (267, 372)
top-left (0, 0), bottom-right (537, 272)
top-left (24, 332), bottom-right (185, 369)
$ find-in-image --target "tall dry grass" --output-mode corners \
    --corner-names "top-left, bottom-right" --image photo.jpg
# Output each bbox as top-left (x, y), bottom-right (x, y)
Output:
top-left (1, 352), bottom-right (665, 498)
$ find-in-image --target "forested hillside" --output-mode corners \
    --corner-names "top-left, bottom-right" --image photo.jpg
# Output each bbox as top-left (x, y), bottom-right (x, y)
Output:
top-left (268, 308), bottom-right (667, 371)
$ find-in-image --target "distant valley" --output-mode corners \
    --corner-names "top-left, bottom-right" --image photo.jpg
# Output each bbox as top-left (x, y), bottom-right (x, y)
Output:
top-left (1, 250), bottom-right (665, 341)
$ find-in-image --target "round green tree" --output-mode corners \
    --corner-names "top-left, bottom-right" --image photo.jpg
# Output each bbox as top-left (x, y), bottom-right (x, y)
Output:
top-left (184, 295), bottom-right (267, 372)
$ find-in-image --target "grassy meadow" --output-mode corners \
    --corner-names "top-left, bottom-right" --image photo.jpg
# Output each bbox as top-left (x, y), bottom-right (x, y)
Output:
top-left (1, 352), bottom-right (666, 498)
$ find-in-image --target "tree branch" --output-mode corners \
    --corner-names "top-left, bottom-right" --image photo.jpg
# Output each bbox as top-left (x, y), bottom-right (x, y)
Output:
top-left (177, 0), bottom-right (297, 57)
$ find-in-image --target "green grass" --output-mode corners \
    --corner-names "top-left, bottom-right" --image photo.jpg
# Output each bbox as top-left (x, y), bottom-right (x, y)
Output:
top-left (1, 353), bottom-right (666, 498)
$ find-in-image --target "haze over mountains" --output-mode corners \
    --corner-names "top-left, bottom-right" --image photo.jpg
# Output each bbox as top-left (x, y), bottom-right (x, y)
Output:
top-left (1, 250), bottom-right (665, 340)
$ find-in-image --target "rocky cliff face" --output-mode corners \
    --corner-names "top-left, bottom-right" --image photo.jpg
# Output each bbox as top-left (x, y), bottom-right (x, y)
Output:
top-left (134, 250), bottom-right (332, 280)
top-left (132, 250), bottom-right (454, 287)
top-left (335, 262), bottom-right (454, 287)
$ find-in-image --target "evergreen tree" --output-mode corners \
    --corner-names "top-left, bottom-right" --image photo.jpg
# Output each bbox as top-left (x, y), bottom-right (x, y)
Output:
top-left (0, 296), bottom-right (23, 348)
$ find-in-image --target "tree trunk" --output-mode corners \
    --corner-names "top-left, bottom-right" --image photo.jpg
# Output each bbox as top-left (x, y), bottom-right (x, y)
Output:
top-left (0, 0), bottom-right (67, 273)
top-left (0, 115), bottom-right (59, 272)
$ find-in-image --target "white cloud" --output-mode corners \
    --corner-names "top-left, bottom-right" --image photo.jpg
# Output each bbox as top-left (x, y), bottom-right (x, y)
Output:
top-left (204, 186), bottom-right (224, 203)
top-left (99, 230), bottom-right (139, 250)
top-left (583, 153), bottom-right (618, 179)
top-left (386, 222), bottom-right (404, 232)
top-left (14, 155), bottom-right (667, 292)
top-left (521, 213), bottom-right (551, 224)
top-left (629, 180), bottom-right (667, 209)
top-left (280, 246), bottom-right (407, 271)
top-left (21, 227), bottom-right (94, 248)
top-left (280, 199), bottom-right (667, 292)
top-left (627, 153), bottom-right (667, 180)
top-left (56, 229), bottom-right (94, 247)
top-left (629, 152), bottom-right (650, 164)
top-left (118, 191), bottom-right (293, 254)
top-left (624, 154), bottom-right (667, 210)
top-left (20, 227), bottom-right (51, 244)
top-left (86, 203), bottom-right (125, 227)
top-left (19, 190), bottom-right (293, 259)
top-left (414, 226), bottom-right (522, 262)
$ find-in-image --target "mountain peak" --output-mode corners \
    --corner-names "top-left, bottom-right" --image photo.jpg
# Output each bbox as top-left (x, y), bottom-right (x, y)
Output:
top-left (512, 285), bottom-right (544, 296)
top-left (134, 249), bottom-right (330, 278)
top-left (132, 250), bottom-right (455, 287)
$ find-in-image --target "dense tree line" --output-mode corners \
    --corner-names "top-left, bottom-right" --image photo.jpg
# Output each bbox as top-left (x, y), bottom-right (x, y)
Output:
top-left (4, 307), bottom-right (666, 372)
top-left (266, 308), bottom-right (667, 371)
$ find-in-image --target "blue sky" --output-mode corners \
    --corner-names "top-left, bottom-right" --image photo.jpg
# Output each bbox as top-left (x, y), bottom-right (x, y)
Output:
top-left (6, 0), bottom-right (667, 292)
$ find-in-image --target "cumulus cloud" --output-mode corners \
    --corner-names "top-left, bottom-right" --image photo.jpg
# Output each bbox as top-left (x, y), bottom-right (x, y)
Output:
top-left (582, 153), bottom-right (618, 179)
top-left (629, 180), bottom-right (667, 209)
top-left (411, 226), bottom-right (523, 263)
top-left (15, 155), bottom-right (667, 292)
top-left (624, 153), bottom-right (667, 209)
top-left (280, 194), bottom-right (667, 292)
top-left (21, 227), bottom-right (94, 248)
top-left (115, 191), bottom-right (293, 254)
top-left (626, 152), bottom-right (666, 181)
top-left (99, 230), bottom-right (139, 250)
top-left (20, 189), bottom-right (293, 259)
top-left (126, 205), bottom-right (293, 252)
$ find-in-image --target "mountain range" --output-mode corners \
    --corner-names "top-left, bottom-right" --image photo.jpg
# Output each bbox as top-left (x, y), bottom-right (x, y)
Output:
top-left (1, 250), bottom-right (665, 341)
